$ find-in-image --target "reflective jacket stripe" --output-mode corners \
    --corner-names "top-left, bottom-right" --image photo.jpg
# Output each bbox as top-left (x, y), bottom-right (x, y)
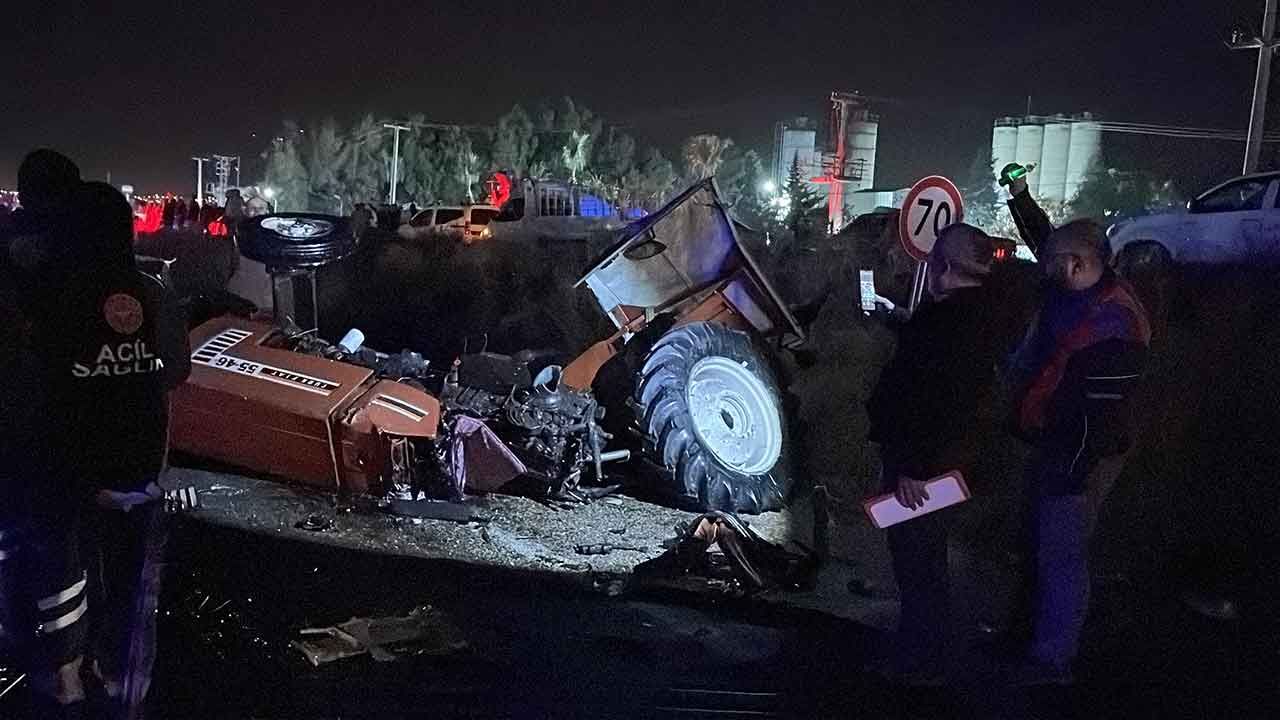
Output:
top-left (37, 573), bottom-right (87, 611)
top-left (38, 597), bottom-right (88, 634)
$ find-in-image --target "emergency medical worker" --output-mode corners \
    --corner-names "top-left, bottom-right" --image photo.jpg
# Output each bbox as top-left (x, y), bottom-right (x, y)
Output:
top-left (10, 174), bottom-right (190, 719)
top-left (1, 149), bottom-right (83, 692)
top-left (865, 223), bottom-right (1021, 682)
top-left (1002, 166), bottom-right (1151, 683)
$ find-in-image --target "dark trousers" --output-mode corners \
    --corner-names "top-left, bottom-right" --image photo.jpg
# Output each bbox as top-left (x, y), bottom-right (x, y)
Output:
top-left (882, 460), bottom-right (952, 665)
top-left (6, 483), bottom-right (168, 719)
top-left (84, 500), bottom-right (168, 711)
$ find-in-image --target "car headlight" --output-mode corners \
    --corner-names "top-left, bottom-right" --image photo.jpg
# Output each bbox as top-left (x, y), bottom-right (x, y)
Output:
top-left (479, 227), bottom-right (492, 239)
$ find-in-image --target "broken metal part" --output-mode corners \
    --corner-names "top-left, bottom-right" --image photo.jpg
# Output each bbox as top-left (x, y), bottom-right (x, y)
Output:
top-left (574, 543), bottom-right (648, 556)
top-left (163, 485), bottom-right (201, 514)
top-left (295, 514), bottom-right (333, 532)
top-left (291, 606), bottom-right (467, 667)
top-left (669, 511), bottom-right (819, 592)
top-left (384, 499), bottom-right (488, 523)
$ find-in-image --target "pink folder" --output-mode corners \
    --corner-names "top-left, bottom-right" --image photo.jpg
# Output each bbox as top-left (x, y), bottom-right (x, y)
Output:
top-left (862, 471), bottom-right (971, 529)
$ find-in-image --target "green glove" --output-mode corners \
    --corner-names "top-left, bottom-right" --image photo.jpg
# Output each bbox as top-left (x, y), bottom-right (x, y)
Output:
top-left (998, 162), bottom-right (1032, 187)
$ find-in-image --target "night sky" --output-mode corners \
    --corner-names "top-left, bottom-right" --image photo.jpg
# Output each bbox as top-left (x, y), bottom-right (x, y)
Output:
top-left (0, 0), bottom-right (1269, 193)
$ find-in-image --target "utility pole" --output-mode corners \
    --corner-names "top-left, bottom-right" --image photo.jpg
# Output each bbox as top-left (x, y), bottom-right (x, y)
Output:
top-left (191, 156), bottom-right (208, 200)
top-left (1231, 0), bottom-right (1280, 174)
top-left (383, 123), bottom-right (411, 204)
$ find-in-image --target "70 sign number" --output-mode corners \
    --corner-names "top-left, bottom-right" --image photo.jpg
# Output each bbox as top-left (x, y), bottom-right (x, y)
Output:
top-left (912, 197), bottom-right (953, 238)
top-left (898, 176), bottom-right (965, 262)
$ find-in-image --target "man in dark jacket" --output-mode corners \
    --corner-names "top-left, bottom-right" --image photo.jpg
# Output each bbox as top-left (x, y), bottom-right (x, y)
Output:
top-left (866, 223), bottom-right (1021, 680)
top-left (1, 150), bottom-right (83, 694)
top-left (1002, 173), bottom-right (1151, 682)
top-left (9, 174), bottom-right (190, 719)
top-left (187, 194), bottom-right (201, 230)
top-left (159, 196), bottom-right (176, 231)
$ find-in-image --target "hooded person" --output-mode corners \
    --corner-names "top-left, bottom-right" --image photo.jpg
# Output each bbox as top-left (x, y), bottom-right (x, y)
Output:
top-left (865, 223), bottom-right (1024, 682)
top-left (13, 180), bottom-right (190, 719)
top-left (1, 150), bottom-right (84, 699)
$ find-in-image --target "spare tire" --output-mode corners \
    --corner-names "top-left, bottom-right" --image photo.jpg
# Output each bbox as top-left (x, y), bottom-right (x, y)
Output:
top-left (237, 213), bottom-right (357, 270)
top-left (635, 321), bottom-right (792, 513)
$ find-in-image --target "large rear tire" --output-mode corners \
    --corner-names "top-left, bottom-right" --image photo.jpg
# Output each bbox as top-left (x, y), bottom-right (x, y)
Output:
top-left (634, 321), bottom-right (792, 513)
top-left (237, 213), bottom-right (357, 270)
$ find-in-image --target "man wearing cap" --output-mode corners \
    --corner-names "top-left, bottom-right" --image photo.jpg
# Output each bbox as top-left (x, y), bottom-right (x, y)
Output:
top-left (1004, 215), bottom-right (1151, 683)
top-left (865, 223), bottom-right (1023, 682)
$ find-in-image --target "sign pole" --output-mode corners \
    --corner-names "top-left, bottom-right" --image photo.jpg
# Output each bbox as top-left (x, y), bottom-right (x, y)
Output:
top-left (909, 261), bottom-right (928, 315)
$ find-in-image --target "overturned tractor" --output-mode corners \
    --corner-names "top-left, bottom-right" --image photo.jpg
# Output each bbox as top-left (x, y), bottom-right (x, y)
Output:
top-left (170, 179), bottom-right (802, 513)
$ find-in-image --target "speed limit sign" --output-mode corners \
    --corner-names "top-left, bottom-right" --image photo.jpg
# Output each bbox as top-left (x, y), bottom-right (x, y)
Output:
top-left (898, 176), bottom-right (965, 262)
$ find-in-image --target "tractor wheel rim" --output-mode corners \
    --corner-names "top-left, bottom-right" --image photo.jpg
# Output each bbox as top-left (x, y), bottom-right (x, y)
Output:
top-left (685, 356), bottom-right (782, 475)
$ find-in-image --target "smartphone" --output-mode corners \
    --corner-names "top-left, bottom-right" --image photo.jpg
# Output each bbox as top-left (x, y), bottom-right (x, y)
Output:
top-left (859, 270), bottom-right (876, 312)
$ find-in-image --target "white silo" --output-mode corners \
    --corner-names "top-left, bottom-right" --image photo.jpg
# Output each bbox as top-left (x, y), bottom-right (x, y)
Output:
top-left (991, 119), bottom-right (1020, 193)
top-left (1038, 119), bottom-right (1072, 204)
top-left (1064, 118), bottom-right (1102, 203)
top-left (846, 110), bottom-right (878, 192)
top-left (1015, 121), bottom-right (1046, 196)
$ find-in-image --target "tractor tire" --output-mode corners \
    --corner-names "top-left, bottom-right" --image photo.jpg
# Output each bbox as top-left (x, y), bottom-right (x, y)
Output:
top-left (237, 213), bottom-right (358, 270)
top-left (634, 321), bottom-right (792, 513)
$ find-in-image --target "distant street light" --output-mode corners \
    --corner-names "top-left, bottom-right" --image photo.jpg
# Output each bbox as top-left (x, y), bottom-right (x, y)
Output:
top-left (383, 123), bottom-right (412, 205)
top-left (191, 156), bottom-right (208, 201)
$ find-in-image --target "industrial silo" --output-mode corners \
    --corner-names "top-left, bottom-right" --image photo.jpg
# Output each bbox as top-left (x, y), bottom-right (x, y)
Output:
top-left (1015, 120), bottom-right (1046, 196)
top-left (1064, 117), bottom-right (1102, 203)
top-left (773, 118), bottom-right (817, 188)
top-left (845, 110), bottom-right (878, 192)
top-left (1038, 118), bottom-right (1072, 204)
top-left (991, 119), bottom-right (1020, 193)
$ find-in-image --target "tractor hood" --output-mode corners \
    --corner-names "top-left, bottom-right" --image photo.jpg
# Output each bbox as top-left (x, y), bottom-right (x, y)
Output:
top-left (575, 179), bottom-right (803, 340)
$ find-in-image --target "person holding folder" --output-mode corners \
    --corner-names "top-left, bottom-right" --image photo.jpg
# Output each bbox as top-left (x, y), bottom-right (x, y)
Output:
top-left (865, 223), bottom-right (1020, 682)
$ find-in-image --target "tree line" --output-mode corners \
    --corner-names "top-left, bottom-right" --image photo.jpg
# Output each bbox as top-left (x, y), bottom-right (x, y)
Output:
top-left (258, 97), bottom-right (776, 226)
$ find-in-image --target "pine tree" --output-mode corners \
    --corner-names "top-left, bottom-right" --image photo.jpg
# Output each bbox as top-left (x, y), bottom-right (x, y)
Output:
top-left (784, 154), bottom-right (823, 245)
top-left (958, 149), bottom-right (1001, 234)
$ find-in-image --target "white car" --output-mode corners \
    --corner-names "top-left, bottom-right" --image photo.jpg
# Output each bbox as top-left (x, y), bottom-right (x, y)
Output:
top-left (1108, 171), bottom-right (1280, 269)
top-left (406, 204), bottom-right (499, 244)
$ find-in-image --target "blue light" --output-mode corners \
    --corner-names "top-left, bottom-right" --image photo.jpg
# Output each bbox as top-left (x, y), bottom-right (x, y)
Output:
top-left (578, 193), bottom-right (613, 217)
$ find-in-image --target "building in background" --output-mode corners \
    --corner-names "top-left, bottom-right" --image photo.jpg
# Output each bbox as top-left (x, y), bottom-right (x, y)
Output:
top-left (845, 186), bottom-right (909, 218)
top-left (840, 107), bottom-right (878, 199)
top-left (770, 97), bottom-right (881, 231)
top-left (991, 112), bottom-right (1102, 205)
top-left (772, 117), bottom-right (818, 188)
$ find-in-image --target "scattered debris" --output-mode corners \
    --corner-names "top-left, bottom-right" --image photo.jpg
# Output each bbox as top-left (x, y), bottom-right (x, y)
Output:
top-left (164, 485), bottom-right (202, 514)
top-left (663, 511), bottom-right (819, 592)
top-left (291, 606), bottom-right (467, 667)
top-left (295, 514), bottom-right (333, 532)
top-left (575, 543), bottom-right (647, 556)
top-left (385, 498), bottom-right (488, 523)
top-left (0, 665), bottom-right (27, 701)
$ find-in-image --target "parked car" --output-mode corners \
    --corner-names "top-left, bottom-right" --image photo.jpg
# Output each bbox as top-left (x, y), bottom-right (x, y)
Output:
top-left (1108, 171), bottom-right (1280, 271)
top-left (406, 204), bottom-right (499, 244)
